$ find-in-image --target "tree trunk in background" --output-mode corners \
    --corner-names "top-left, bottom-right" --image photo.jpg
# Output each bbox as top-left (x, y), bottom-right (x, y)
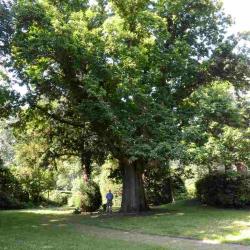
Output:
top-left (120, 158), bottom-right (149, 213)
top-left (168, 177), bottom-right (175, 203)
top-left (235, 162), bottom-right (248, 173)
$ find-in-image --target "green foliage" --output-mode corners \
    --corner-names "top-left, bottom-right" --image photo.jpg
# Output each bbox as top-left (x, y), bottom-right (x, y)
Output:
top-left (1, 0), bottom-right (249, 210)
top-left (97, 159), bottom-right (122, 207)
top-left (11, 119), bottom-right (57, 203)
top-left (183, 82), bottom-right (250, 171)
top-left (70, 180), bottom-right (102, 212)
top-left (144, 163), bottom-right (188, 205)
top-left (48, 190), bottom-right (70, 206)
top-left (0, 82), bottom-right (19, 118)
top-left (6, 0), bottom-right (249, 165)
top-left (55, 159), bottom-right (82, 191)
top-left (14, 166), bottom-right (56, 203)
top-left (196, 172), bottom-right (250, 208)
top-left (0, 120), bottom-right (15, 166)
top-left (12, 107), bottom-right (107, 183)
top-left (0, 161), bottom-right (28, 209)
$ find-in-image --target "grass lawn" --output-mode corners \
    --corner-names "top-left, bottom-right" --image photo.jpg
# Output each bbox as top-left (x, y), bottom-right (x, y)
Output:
top-left (0, 209), bottom-right (166, 250)
top-left (77, 200), bottom-right (250, 245)
top-left (1, 200), bottom-right (250, 249)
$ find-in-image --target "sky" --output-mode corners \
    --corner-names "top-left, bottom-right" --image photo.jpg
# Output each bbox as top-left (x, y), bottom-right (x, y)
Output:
top-left (223, 0), bottom-right (250, 33)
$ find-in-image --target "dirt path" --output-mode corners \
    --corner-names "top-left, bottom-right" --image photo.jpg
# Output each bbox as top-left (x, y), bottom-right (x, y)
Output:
top-left (75, 224), bottom-right (250, 250)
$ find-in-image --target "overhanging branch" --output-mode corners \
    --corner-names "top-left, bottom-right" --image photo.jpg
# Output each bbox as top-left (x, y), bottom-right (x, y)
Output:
top-left (36, 105), bottom-right (85, 128)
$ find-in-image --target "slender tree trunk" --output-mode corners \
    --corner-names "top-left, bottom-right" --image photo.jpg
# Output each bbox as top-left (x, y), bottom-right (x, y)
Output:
top-left (208, 165), bottom-right (212, 174)
top-left (169, 177), bottom-right (175, 203)
top-left (120, 158), bottom-right (149, 213)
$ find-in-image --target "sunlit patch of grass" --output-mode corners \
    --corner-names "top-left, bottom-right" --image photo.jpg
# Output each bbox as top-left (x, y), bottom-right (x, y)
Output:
top-left (232, 220), bottom-right (250, 227)
top-left (202, 239), bottom-right (221, 244)
top-left (222, 220), bottom-right (250, 244)
top-left (18, 207), bottom-right (73, 215)
top-left (224, 228), bottom-right (250, 242)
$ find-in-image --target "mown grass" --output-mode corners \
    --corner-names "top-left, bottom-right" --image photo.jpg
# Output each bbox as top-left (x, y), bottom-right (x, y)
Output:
top-left (1, 200), bottom-right (250, 249)
top-left (0, 208), bottom-right (166, 250)
top-left (77, 200), bottom-right (250, 245)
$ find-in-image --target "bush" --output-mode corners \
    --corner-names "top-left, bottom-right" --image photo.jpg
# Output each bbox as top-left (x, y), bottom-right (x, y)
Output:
top-left (196, 172), bottom-right (250, 208)
top-left (48, 190), bottom-right (70, 206)
top-left (0, 166), bottom-right (28, 209)
top-left (69, 180), bottom-right (102, 212)
top-left (0, 191), bottom-right (25, 209)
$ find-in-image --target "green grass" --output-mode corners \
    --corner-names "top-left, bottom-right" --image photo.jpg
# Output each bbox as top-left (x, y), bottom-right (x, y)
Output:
top-left (0, 209), bottom-right (165, 250)
top-left (1, 200), bottom-right (250, 249)
top-left (76, 200), bottom-right (250, 245)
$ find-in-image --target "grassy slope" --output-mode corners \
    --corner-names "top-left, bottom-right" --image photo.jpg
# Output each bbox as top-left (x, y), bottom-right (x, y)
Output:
top-left (0, 209), bottom-right (165, 250)
top-left (77, 200), bottom-right (250, 245)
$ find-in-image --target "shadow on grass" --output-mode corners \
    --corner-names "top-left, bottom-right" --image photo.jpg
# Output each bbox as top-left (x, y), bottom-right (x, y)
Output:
top-left (2, 200), bottom-right (250, 246)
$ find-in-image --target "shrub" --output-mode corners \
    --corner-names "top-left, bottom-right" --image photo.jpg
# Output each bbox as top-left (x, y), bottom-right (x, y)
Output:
top-left (48, 190), bottom-right (70, 206)
top-left (69, 180), bottom-right (102, 212)
top-left (0, 191), bottom-right (25, 209)
top-left (0, 166), bottom-right (28, 209)
top-left (196, 172), bottom-right (250, 208)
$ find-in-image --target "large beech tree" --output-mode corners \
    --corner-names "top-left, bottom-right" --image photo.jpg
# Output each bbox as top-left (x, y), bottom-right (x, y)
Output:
top-left (1, 0), bottom-right (249, 212)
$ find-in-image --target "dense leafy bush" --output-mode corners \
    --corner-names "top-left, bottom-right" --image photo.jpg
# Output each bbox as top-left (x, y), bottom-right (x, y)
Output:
top-left (196, 172), bottom-right (250, 208)
top-left (0, 163), bottom-right (29, 209)
top-left (69, 180), bottom-right (102, 212)
top-left (0, 191), bottom-right (25, 209)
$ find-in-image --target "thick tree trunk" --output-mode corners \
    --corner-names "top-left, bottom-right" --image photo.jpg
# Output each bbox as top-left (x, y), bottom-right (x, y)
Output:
top-left (81, 152), bottom-right (92, 182)
top-left (120, 159), bottom-right (149, 213)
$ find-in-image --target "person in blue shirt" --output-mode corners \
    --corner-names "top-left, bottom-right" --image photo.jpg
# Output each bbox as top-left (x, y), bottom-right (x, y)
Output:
top-left (106, 190), bottom-right (113, 213)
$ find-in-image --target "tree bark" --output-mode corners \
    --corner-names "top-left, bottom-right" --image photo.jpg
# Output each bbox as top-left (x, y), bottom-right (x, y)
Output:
top-left (120, 158), bottom-right (149, 213)
top-left (81, 152), bottom-right (92, 182)
top-left (168, 177), bottom-right (175, 203)
top-left (235, 162), bottom-right (248, 173)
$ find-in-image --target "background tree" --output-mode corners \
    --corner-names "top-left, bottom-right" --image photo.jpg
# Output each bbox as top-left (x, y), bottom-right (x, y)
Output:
top-left (14, 108), bottom-right (107, 181)
top-left (0, 120), bottom-right (15, 166)
top-left (0, 157), bottom-right (28, 209)
top-left (183, 82), bottom-right (250, 173)
top-left (13, 130), bottom-right (56, 202)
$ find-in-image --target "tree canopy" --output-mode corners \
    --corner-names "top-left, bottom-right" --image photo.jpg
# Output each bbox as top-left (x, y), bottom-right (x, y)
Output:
top-left (1, 0), bottom-right (249, 212)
